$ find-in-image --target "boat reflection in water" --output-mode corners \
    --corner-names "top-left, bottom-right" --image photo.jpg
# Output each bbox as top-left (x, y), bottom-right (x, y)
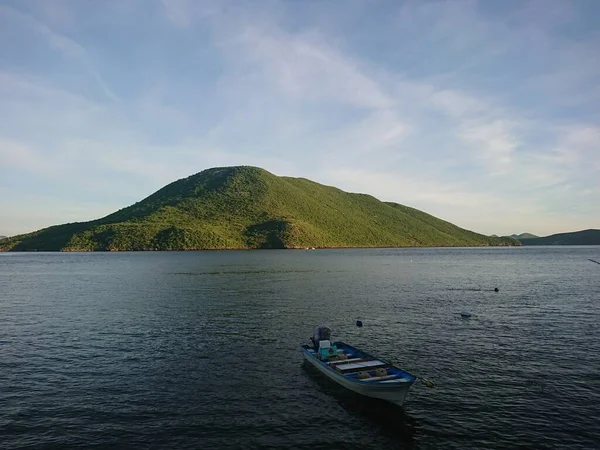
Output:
top-left (301, 361), bottom-right (419, 447)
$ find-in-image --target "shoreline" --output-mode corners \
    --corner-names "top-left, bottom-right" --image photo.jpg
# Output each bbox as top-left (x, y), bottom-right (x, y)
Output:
top-left (1, 243), bottom-right (522, 252)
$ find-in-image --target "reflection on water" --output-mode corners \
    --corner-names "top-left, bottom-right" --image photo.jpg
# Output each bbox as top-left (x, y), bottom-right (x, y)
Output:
top-left (302, 362), bottom-right (419, 449)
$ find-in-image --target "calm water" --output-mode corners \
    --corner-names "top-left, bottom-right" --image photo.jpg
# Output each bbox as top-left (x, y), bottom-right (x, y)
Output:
top-left (1, 247), bottom-right (599, 449)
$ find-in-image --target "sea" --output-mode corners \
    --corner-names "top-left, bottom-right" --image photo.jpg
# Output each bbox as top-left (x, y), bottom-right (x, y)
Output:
top-left (1, 247), bottom-right (599, 450)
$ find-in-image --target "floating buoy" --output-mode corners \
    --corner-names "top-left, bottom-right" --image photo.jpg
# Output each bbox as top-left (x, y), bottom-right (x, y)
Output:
top-left (494, 287), bottom-right (499, 292)
top-left (421, 378), bottom-right (435, 388)
top-left (356, 320), bottom-right (363, 327)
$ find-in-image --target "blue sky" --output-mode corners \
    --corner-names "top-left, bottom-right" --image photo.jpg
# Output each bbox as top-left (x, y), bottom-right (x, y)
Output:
top-left (0, 0), bottom-right (598, 237)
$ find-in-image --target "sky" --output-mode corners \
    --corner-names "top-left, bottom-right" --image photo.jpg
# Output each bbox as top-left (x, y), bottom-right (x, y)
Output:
top-left (0, 0), bottom-right (598, 237)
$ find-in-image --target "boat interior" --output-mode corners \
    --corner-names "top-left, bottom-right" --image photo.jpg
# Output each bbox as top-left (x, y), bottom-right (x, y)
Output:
top-left (302, 341), bottom-right (414, 383)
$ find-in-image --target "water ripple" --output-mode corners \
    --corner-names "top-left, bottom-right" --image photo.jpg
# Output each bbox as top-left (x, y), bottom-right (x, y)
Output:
top-left (1, 248), bottom-right (599, 449)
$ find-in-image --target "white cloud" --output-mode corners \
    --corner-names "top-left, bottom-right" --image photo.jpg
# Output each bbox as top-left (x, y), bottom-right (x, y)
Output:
top-left (160, 0), bottom-right (221, 28)
top-left (0, 139), bottom-right (50, 174)
top-left (0, 5), bottom-right (85, 57)
top-left (316, 110), bottom-right (410, 164)
top-left (227, 27), bottom-right (395, 110)
top-left (323, 166), bottom-right (499, 209)
top-left (0, 4), bottom-right (119, 101)
top-left (458, 119), bottom-right (519, 170)
top-left (562, 125), bottom-right (600, 150)
top-left (161, 0), bottom-right (191, 27)
top-left (429, 89), bottom-right (488, 118)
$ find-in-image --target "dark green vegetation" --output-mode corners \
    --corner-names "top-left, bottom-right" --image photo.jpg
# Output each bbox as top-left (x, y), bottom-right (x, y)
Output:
top-left (0, 166), bottom-right (520, 251)
top-left (519, 229), bottom-right (600, 246)
top-left (511, 233), bottom-right (539, 239)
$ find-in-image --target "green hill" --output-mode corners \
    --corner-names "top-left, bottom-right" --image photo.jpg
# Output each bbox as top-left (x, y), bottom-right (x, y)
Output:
top-left (519, 229), bottom-right (600, 246)
top-left (0, 166), bottom-right (519, 251)
top-left (510, 233), bottom-right (539, 239)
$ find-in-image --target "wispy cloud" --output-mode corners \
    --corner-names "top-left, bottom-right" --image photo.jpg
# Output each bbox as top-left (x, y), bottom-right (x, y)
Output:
top-left (458, 119), bottom-right (519, 171)
top-left (232, 27), bottom-right (395, 110)
top-left (160, 0), bottom-right (221, 28)
top-left (0, 5), bottom-right (85, 57)
top-left (0, 4), bottom-right (119, 101)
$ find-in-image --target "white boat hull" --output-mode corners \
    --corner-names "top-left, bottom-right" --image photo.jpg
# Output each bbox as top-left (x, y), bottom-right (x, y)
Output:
top-left (303, 351), bottom-right (413, 407)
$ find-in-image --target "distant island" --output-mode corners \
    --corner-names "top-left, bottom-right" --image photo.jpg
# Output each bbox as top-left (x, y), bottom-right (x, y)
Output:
top-left (0, 166), bottom-right (519, 251)
top-left (517, 229), bottom-right (600, 246)
top-left (0, 235), bottom-right (7, 240)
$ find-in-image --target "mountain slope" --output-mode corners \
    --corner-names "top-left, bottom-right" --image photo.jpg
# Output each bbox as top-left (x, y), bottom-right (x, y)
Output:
top-left (0, 166), bottom-right (519, 251)
top-left (511, 233), bottom-right (539, 239)
top-left (519, 229), bottom-right (600, 245)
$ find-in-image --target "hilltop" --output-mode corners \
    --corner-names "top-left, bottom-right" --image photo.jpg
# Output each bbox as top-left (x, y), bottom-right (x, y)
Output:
top-left (519, 229), bottom-right (600, 246)
top-left (0, 166), bottom-right (519, 251)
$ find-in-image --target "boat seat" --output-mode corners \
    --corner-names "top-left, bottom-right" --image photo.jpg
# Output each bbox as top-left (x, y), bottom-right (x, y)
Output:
top-left (335, 360), bottom-right (389, 373)
top-left (360, 374), bottom-right (408, 382)
top-left (329, 357), bottom-right (364, 365)
top-left (330, 357), bottom-right (374, 365)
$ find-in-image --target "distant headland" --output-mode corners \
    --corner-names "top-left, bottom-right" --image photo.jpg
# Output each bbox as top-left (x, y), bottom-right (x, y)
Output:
top-left (515, 229), bottom-right (600, 246)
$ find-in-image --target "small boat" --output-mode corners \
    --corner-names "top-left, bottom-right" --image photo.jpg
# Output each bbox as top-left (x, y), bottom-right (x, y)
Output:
top-left (301, 330), bottom-right (416, 407)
